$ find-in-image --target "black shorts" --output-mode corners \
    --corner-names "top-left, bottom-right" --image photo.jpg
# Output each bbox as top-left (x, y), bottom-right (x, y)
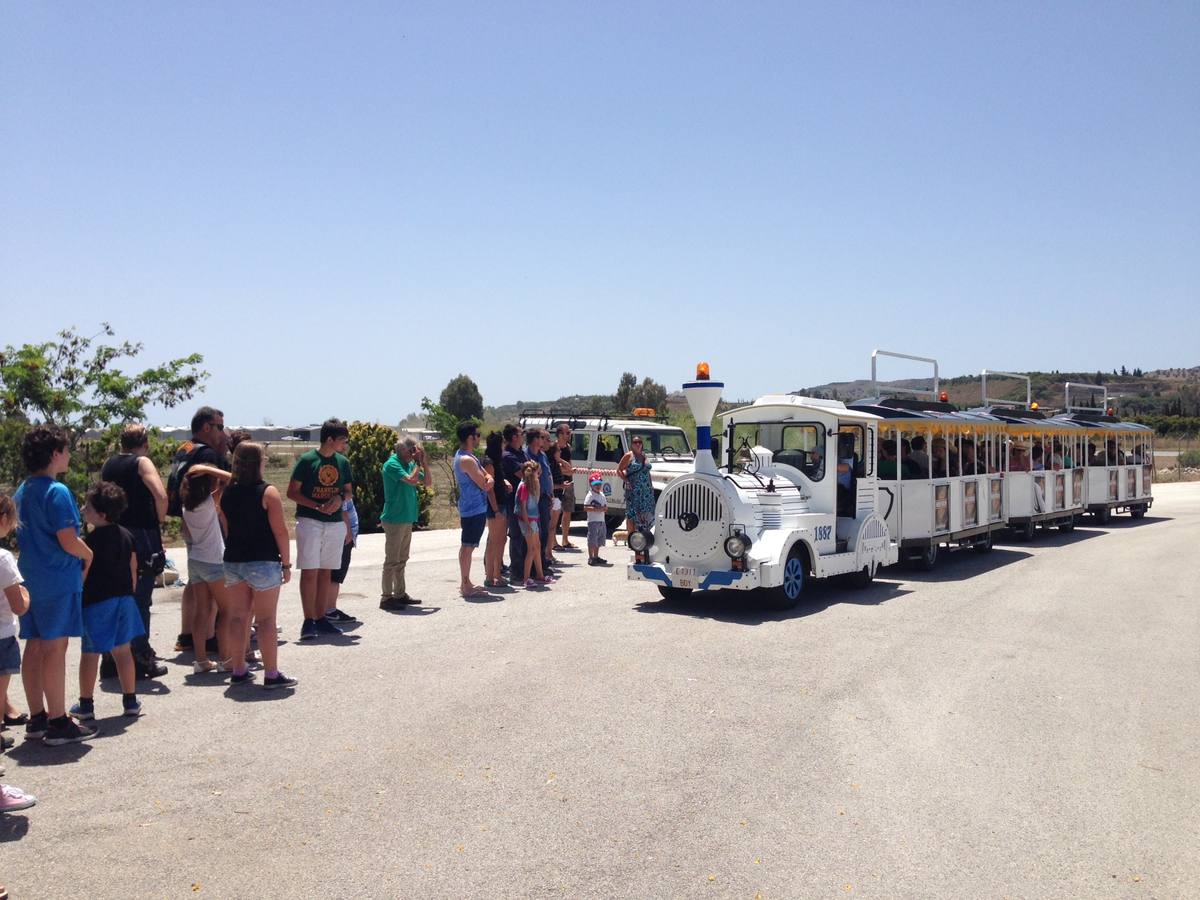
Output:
top-left (330, 542), bottom-right (353, 584)
top-left (460, 513), bottom-right (487, 548)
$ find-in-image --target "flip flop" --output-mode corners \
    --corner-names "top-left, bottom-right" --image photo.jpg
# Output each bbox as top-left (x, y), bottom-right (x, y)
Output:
top-left (462, 587), bottom-right (490, 598)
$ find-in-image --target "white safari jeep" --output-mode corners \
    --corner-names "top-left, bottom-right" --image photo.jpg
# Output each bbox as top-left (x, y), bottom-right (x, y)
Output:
top-left (627, 367), bottom-right (899, 609)
top-left (518, 410), bottom-right (697, 520)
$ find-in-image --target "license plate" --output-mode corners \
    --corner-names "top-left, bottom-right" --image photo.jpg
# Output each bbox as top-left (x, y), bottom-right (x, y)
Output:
top-left (674, 567), bottom-right (696, 589)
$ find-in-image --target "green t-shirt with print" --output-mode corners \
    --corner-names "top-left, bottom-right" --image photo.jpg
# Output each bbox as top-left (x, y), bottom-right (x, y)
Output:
top-left (291, 450), bottom-right (353, 523)
top-left (381, 454), bottom-right (420, 524)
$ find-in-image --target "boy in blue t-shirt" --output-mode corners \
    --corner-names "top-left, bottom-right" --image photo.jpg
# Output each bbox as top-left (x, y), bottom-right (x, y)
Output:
top-left (14, 426), bottom-right (96, 745)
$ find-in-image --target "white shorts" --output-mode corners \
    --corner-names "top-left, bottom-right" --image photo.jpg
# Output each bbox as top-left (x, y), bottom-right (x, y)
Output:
top-left (295, 518), bottom-right (346, 570)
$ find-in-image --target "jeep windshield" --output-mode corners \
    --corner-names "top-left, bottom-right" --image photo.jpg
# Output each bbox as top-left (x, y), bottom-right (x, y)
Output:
top-left (629, 428), bottom-right (693, 459)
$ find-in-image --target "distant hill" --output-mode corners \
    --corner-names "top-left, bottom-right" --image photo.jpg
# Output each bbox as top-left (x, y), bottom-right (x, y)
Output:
top-left (801, 367), bottom-right (1200, 417)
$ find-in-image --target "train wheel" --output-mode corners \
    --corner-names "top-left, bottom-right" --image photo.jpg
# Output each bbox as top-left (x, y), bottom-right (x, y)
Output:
top-left (1130, 504), bottom-right (1147, 520)
top-left (852, 564), bottom-right (874, 588)
top-left (1016, 520), bottom-right (1036, 541)
top-left (1096, 507), bottom-right (1112, 525)
top-left (973, 531), bottom-right (993, 554)
top-left (764, 548), bottom-right (806, 610)
top-left (915, 543), bottom-right (938, 572)
top-left (657, 586), bottom-right (692, 603)
top-left (1058, 515), bottom-right (1075, 533)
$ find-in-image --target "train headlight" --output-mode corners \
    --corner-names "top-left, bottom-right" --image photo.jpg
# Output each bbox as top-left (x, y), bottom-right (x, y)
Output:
top-left (724, 534), bottom-right (751, 559)
top-left (629, 529), bottom-right (653, 553)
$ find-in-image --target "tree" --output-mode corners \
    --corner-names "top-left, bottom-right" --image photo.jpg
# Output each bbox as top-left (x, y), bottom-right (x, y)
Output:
top-left (1120, 365), bottom-right (1129, 377)
top-left (630, 377), bottom-right (668, 412)
top-left (439, 374), bottom-right (483, 422)
top-left (419, 397), bottom-right (461, 459)
top-left (0, 324), bottom-right (207, 495)
top-left (344, 421), bottom-right (397, 534)
top-left (614, 372), bottom-right (637, 412)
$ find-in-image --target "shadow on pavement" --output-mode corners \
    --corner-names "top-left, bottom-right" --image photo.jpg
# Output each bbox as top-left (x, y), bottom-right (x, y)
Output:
top-left (380, 605), bottom-right (441, 616)
top-left (293, 632), bottom-right (362, 647)
top-left (4, 739), bottom-right (93, 767)
top-left (0, 813), bottom-right (30, 843)
top-left (895, 546), bottom-right (1033, 584)
top-left (222, 684), bottom-right (296, 702)
top-left (100, 680), bottom-right (171, 697)
top-left (634, 578), bottom-right (912, 625)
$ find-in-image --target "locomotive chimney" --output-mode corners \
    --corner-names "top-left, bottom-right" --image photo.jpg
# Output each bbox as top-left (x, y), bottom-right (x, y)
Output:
top-left (683, 362), bottom-right (723, 476)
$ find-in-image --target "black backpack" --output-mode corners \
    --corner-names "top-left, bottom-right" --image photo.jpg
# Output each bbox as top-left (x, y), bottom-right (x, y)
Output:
top-left (165, 442), bottom-right (201, 518)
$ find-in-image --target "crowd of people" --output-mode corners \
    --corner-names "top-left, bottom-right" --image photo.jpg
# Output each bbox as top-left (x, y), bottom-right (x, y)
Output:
top-left (380, 420), bottom-right (612, 603)
top-left (0, 407), bottom-right (637, 814)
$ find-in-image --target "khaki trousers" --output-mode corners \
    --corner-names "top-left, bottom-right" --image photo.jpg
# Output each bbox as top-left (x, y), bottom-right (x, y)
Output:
top-left (382, 522), bottom-right (414, 598)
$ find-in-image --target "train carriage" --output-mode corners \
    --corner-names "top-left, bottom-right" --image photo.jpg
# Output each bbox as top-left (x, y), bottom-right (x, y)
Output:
top-left (1050, 383), bottom-right (1154, 521)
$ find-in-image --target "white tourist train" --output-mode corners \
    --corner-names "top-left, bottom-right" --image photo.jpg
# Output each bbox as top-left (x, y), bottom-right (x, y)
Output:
top-left (627, 355), bottom-right (1154, 608)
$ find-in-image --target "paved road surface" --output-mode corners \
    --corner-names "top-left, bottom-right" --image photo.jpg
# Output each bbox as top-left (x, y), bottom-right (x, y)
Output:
top-left (3, 485), bottom-right (1197, 899)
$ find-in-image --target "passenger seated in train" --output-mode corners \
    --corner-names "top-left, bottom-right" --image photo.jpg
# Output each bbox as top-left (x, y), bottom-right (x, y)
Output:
top-left (1009, 441), bottom-right (1032, 472)
top-left (1050, 440), bottom-right (1066, 470)
top-left (836, 433), bottom-right (858, 517)
top-left (909, 436), bottom-right (929, 475)
top-left (878, 440), bottom-right (898, 479)
top-left (1087, 442), bottom-right (1104, 466)
top-left (1130, 444), bottom-right (1146, 465)
top-left (960, 440), bottom-right (983, 475)
top-left (1105, 439), bottom-right (1125, 465)
top-left (1031, 445), bottom-right (1046, 471)
top-left (931, 437), bottom-right (957, 478)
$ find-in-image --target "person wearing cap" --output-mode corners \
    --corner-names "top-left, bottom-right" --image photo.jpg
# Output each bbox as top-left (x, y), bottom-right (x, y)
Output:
top-left (583, 473), bottom-right (609, 566)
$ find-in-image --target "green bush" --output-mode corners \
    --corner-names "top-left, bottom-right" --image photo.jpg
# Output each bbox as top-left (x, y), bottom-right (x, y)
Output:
top-left (416, 483), bottom-right (434, 529)
top-left (345, 421), bottom-right (398, 533)
top-left (1178, 450), bottom-right (1200, 469)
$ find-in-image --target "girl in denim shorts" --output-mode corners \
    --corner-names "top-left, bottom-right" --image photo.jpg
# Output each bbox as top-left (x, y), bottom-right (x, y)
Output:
top-left (219, 443), bottom-right (297, 691)
top-left (182, 464), bottom-right (234, 673)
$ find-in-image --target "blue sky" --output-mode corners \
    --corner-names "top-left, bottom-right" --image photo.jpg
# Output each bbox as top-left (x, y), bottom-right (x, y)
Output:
top-left (3, 2), bottom-right (1197, 425)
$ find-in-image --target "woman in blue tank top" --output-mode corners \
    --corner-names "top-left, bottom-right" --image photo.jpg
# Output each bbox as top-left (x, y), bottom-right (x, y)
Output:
top-left (453, 424), bottom-right (493, 597)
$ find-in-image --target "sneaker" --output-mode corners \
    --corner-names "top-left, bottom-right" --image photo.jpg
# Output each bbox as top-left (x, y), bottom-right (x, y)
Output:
top-left (229, 671), bottom-right (256, 685)
top-left (137, 659), bottom-right (168, 679)
top-left (299, 619), bottom-right (318, 641)
top-left (25, 711), bottom-right (48, 740)
top-left (379, 596), bottom-right (408, 611)
top-left (263, 672), bottom-right (298, 690)
top-left (313, 617), bottom-right (343, 636)
top-left (69, 700), bottom-right (96, 721)
top-left (524, 579), bottom-right (539, 589)
top-left (4, 712), bottom-right (29, 727)
top-left (174, 633), bottom-right (194, 652)
top-left (325, 608), bottom-right (357, 624)
top-left (43, 716), bottom-right (97, 746)
top-left (537, 575), bottom-right (556, 585)
top-left (123, 700), bottom-right (144, 717)
top-left (0, 784), bottom-right (38, 812)
top-left (587, 557), bottom-right (599, 566)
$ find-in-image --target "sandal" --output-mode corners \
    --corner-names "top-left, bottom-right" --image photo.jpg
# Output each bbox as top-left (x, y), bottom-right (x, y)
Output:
top-left (461, 586), bottom-right (489, 598)
top-left (3, 713), bottom-right (28, 727)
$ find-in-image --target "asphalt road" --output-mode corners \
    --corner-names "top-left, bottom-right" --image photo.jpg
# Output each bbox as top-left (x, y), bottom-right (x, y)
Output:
top-left (3, 484), bottom-right (1197, 899)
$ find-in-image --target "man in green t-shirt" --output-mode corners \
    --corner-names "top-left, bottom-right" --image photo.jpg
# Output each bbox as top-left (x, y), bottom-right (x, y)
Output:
top-left (286, 418), bottom-right (354, 640)
top-left (379, 440), bottom-right (426, 610)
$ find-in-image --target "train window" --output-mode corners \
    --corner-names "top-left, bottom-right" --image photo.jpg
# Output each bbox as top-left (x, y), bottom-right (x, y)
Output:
top-left (571, 432), bottom-right (591, 459)
top-left (779, 424), bottom-right (825, 481)
top-left (837, 425), bottom-right (867, 477)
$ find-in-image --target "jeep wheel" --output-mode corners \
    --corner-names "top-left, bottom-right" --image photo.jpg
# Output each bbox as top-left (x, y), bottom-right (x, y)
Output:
top-left (1130, 504), bottom-right (1147, 520)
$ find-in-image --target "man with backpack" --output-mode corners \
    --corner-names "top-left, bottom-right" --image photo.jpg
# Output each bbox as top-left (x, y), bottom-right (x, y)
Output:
top-left (166, 406), bottom-right (229, 658)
